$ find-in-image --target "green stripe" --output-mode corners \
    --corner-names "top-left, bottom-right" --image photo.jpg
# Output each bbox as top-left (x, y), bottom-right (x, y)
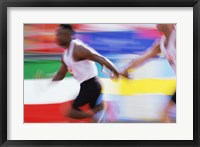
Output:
top-left (24, 60), bottom-right (72, 79)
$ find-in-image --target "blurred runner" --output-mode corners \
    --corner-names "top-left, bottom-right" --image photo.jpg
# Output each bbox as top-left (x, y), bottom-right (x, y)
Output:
top-left (52, 24), bottom-right (119, 121)
top-left (121, 24), bottom-right (176, 123)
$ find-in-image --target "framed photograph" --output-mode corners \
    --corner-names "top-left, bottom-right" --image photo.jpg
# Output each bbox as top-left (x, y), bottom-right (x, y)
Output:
top-left (1, 0), bottom-right (199, 146)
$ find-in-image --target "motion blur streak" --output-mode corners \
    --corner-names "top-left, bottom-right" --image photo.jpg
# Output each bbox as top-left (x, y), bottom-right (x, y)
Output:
top-left (24, 24), bottom-right (176, 123)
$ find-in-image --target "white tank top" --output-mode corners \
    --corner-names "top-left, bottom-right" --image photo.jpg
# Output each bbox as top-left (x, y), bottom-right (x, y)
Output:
top-left (160, 29), bottom-right (176, 74)
top-left (62, 39), bottom-right (98, 83)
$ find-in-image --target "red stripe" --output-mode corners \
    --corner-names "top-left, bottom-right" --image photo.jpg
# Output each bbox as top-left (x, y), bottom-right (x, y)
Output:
top-left (24, 101), bottom-right (92, 123)
top-left (136, 27), bottom-right (162, 39)
top-left (25, 35), bottom-right (56, 43)
top-left (25, 48), bottom-right (64, 54)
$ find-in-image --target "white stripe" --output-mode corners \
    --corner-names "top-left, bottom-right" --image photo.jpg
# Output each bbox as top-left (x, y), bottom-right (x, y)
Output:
top-left (24, 78), bottom-right (80, 104)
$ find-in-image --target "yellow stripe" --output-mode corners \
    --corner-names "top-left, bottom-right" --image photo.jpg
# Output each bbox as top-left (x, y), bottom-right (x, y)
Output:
top-left (101, 78), bottom-right (176, 96)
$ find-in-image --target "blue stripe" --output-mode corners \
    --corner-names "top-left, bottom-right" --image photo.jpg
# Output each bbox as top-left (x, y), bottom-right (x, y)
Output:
top-left (75, 31), bottom-right (156, 55)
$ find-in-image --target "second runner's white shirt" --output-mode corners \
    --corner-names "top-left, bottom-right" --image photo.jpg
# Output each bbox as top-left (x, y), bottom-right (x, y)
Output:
top-left (160, 29), bottom-right (176, 74)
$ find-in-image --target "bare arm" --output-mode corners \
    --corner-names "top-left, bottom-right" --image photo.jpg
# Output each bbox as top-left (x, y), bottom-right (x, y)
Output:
top-left (121, 42), bottom-right (161, 77)
top-left (52, 61), bottom-right (68, 81)
top-left (74, 45), bottom-right (119, 79)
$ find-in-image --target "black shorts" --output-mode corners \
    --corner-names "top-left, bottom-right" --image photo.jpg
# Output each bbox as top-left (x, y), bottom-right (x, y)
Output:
top-left (171, 92), bottom-right (176, 103)
top-left (72, 77), bottom-right (102, 110)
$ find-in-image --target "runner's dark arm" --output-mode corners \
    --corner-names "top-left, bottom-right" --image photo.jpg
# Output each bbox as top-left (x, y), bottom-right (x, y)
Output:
top-left (52, 61), bottom-right (68, 81)
top-left (74, 45), bottom-right (119, 78)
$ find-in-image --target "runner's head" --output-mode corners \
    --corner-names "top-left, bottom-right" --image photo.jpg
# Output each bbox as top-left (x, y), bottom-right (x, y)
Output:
top-left (156, 24), bottom-right (175, 33)
top-left (56, 24), bottom-right (74, 48)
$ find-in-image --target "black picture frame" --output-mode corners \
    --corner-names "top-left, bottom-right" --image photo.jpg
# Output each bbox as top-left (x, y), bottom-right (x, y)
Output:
top-left (0, 0), bottom-right (199, 146)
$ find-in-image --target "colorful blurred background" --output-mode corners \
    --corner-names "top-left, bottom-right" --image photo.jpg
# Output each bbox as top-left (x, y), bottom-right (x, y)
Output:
top-left (24, 24), bottom-right (176, 123)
